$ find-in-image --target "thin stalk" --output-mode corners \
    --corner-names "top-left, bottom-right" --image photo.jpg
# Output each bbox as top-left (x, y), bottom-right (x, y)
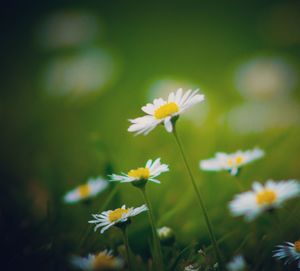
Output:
top-left (233, 176), bottom-right (244, 192)
top-left (121, 227), bottom-right (133, 271)
top-left (172, 128), bottom-right (223, 269)
top-left (140, 187), bottom-right (164, 271)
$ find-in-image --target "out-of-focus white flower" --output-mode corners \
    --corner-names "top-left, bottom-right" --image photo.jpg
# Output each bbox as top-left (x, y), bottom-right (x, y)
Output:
top-left (43, 48), bottom-right (116, 96)
top-left (110, 158), bottom-right (169, 184)
top-left (273, 240), bottom-right (300, 269)
top-left (226, 255), bottom-right (246, 271)
top-left (227, 101), bottom-right (300, 134)
top-left (37, 10), bottom-right (100, 50)
top-left (229, 180), bottom-right (300, 221)
top-left (89, 205), bottom-right (148, 233)
top-left (128, 88), bottom-right (205, 135)
top-left (64, 177), bottom-right (108, 204)
top-left (71, 250), bottom-right (123, 270)
top-left (200, 148), bottom-right (264, 176)
top-left (235, 57), bottom-right (297, 101)
top-left (184, 264), bottom-right (200, 271)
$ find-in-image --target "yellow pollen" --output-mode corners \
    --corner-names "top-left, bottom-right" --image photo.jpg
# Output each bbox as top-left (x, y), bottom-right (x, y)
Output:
top-left (127, 167), bottom-right (150, 180)
top-left (93, 253), bottom-right (115, 270)
top-left (256, 189), bottom-right (277, 205)
top-left (108, 208), bottom-right (129, 222)
top-left (235, 155), bottom-right (244, 165)
top-left (227, 158), bottom-right (234, 167)
top-left (78, 184), bottom-right (91, 198)
top-left (227, 156), bottom-right (244, 167)
top-left (294, 240), bottom-right (300, 253)
top-left (154, 102), bottom-right (179, 119)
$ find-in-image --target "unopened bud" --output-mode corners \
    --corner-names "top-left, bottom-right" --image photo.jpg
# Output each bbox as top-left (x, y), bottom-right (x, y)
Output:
top-left (157, 226), bottom-right (175, 246)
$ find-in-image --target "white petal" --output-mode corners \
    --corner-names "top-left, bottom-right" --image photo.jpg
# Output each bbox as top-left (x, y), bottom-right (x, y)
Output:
top-left (146, 159), bottom-right (153, 168)
top-left (164, 117), bottom-right (173, 132)
top-left (230, 167), bottom-right (238, 176)
top-left (128, 115), bottom-right (159, 135)
top-left (174, 88), bottom-right (183, 103)
top-left (149, 178), bottom-right (161, 184)
top-left (110, 174), bottom-right (127, 181)
top-left (199, 158), bottom-right (223, 171)
top-left (168, 91), bottom-right (175, 102)
top-left (141, 103), bottom-right (155, 115)
top-left (63, 190), bottom-right (81, 203)
top-left (88, 177), bottom-right (108, 196)
top-left (153, 98), bottom-right (165, 107)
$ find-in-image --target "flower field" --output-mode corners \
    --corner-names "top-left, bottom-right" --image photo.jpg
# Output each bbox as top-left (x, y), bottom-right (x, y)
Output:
top-left (1, 1), bottom-right (300, 270)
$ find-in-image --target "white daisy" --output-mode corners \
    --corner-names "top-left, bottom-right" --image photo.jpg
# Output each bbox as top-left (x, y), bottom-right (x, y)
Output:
top-left (110, 158), bottom-right (169, 184)
top-left (229, 180), bottom-right (300, 221)
top-left (71, 250), bottom-right (123, 270)
top-left (200, 148), bottom-right (265, 176)
top-left (128, 88), bottom-right (205, 135)
top-left (89, 204), bottom-right (148, 233)
top-left (184, 264), bottom-right (200, 271)
top-left (63, 177), bottom-right (108, 204)
top-left (273, 241), bottom-right (300, 269)
top-left (226, 255), bottom-right (246, 271)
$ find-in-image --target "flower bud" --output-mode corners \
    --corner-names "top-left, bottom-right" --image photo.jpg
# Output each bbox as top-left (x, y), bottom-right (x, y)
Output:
top-left (157, 226), bottom-right (175, 246)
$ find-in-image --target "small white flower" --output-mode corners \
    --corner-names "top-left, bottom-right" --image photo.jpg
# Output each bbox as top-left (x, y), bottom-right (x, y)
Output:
top-left (64, 177), bottom-right (108, 204)
top-left (273, 241), bottom-right (300, 269)
top-left (157, 226), bottom-right (175, 245)
top-left (128, 88), bottom-right (205, 135)
top-left (89, 204), bottom-right (148, 233)
top-left (226, 255), bottom-right (246, 271)
top-left (71, 250), bottom-right (123, 270)
top-left (184, 264), bottom-right (200, 271)
top-left (200, 148), bottom-right (265, 176)
top-left (229, 180), bottom-right (300, 221)
top-left (157, 226), bottom-right (173, 238)
top-left (110, 158), bottom-right (169, 184)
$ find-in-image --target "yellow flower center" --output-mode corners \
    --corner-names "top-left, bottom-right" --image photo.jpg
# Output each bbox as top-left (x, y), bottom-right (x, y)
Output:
top-left (227, 158), bottom-right (233, 167)
top-left (235, 155), bottom-right (244, 165)
top-left (108, 208), bottom-right (129, 222)
top-left (127, 167), bottom-right (150, 180)
top-left (294, 240), bottom-right (300, 253)
top-left (78, 184), bottom-right (91, 198)
top-left (256, 189), bottom-right (277, 205)
top-left (154, 102), bottom-right (179, 119)
top-left (93, 253), bottom-right (116, 270)
top-left (227, 156), bottom-right (244, 167)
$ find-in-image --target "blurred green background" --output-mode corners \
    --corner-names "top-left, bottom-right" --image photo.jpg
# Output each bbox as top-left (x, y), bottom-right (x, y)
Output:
top-left (1, 0), bottom-right (300, 270)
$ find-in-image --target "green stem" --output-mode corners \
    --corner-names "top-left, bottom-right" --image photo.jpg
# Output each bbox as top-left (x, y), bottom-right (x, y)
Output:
top-left (121, 227), bottom-right (133, 271)
top-left (172, 128), bottom-right (223, 269)
top-left (234, 176), bottom-right (244, 192)
top-left (140, 187), bottom-right (164, 271)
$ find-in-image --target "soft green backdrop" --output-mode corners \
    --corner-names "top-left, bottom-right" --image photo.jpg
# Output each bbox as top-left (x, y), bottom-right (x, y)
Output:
top-left (1, 0), bottom-right (300, 270)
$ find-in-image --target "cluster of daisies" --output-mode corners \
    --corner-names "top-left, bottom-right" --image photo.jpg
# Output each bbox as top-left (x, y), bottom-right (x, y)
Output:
top-left (63, 88), bottom-right (300, 270)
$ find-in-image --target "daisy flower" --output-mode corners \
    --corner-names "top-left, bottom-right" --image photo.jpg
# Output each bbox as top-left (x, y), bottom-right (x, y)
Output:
top-left (89, 204), bottom-right (148, 233)
top-left (184, 264), bottom-right (200, 271)
top-left (226, 255), bottom-right (246, 271)
top-left (273, 240), bottom-right (300, 269)
top-left (128, 88), bottom-right (205, 135)
top-left (229, 180), bottom-right (300, 221)
top-left (200, 148), bottom-right (265, 176)
top-left (71, 250), bottom-right (123, 270)
top-left (63, 177), bottom-right (108, 204)
top-left (110, 158), bottom-right (169, 184)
